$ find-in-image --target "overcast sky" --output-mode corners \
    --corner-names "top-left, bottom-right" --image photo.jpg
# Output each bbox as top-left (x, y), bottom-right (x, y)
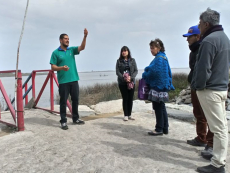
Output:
top-left (0, 0), bottom-right (230, 73)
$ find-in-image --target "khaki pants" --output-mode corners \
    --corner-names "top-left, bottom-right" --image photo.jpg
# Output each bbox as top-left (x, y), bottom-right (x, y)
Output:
top-left (196, 89), bottom-right (228, 167)
top-left (191, 89), bottom-right (214, 146)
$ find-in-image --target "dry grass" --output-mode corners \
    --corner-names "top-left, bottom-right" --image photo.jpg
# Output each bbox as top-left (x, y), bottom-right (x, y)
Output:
top-left (169, 73), bottom-right (189, 100)
top-left (54, 73), bottom-right (189, 105)
top-left (79, 83), bottom-right (122, 105)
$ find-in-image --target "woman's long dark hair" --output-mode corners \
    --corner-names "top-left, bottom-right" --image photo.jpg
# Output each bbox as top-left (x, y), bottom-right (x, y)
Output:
top-left (119, 46), bottom-right (132, 59)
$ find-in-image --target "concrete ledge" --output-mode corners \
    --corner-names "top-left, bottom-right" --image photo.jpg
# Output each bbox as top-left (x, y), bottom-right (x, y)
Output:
top-left (132, 100), bottom-right (152, 113)
top-left (46, 105), bottom-right (96, 117)
top-left (167, 108), bottom-right (194, 122)
top-left (166, 103), bottom-right (193, 113)
top-left (91, 99), bottom-right (123, 114)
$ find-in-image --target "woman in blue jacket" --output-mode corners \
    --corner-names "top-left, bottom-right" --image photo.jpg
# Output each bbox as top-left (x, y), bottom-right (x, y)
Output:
top-left (142, 38), bottom-right (175, 136)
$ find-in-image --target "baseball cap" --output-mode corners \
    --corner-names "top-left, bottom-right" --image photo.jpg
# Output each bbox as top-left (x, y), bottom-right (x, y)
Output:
top-left (183, 25), bottom-right (200, 37)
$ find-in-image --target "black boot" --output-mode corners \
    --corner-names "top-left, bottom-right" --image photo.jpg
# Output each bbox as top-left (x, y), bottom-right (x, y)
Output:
top-left (197, 164), bottom-right (225, 173)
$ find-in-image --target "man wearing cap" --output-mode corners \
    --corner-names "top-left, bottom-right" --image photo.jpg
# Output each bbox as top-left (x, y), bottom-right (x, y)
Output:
top-left (192, 8), bottom-right (230, 173)
top-left (183, 25), bottom-right (214, 159)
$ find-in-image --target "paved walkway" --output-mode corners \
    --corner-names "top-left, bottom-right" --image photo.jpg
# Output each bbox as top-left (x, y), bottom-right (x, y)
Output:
top-left (0, 108), bottom-right (229, 173)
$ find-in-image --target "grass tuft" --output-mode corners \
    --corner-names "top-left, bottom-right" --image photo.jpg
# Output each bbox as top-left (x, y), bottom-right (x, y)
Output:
top-left (169, 73), bottom-right (189, 100)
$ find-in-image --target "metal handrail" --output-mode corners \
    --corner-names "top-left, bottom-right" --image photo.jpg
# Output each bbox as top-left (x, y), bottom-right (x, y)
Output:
top-left (0, 70), bottom-right (24, 131)
top-left (5, 73), bottom-right (32, 111)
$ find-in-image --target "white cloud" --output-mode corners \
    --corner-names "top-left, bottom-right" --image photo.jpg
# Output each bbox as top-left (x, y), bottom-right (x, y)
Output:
top-left (0, 0), bottom-right (230, 72)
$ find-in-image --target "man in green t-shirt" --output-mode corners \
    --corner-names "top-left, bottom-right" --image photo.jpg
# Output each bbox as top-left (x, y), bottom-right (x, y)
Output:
top-left (50, 28), bottom-right (88, 130)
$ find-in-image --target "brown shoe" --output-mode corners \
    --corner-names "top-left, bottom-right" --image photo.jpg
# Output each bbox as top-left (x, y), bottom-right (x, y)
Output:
top-left (187, 138), bottom-right (206, 147)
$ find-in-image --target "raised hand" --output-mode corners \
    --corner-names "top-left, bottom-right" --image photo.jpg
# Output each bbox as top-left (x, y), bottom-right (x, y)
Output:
top-left (84, 28), bottom-right (88, 37)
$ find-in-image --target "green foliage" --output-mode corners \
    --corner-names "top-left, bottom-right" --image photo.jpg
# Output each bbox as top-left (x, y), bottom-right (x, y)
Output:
top-left (168, 73), bottom-right (189, 100)
top-left (171, 73), bottom-right (189, 89)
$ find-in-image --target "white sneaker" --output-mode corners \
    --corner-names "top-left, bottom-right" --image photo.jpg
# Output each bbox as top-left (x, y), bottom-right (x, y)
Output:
top-left (128, 116), bottom-right (135, 120)
top-left (123, 116), bottom-right (128, 121)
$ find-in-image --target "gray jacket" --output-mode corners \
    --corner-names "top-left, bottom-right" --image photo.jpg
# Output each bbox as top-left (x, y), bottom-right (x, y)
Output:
top-left (191, 30), bottom-right (230, 91)
top-left (116, 58), bottom-right (138, 84)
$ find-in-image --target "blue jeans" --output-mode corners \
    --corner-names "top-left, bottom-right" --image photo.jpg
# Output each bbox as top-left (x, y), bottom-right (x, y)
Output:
top-left (152, 101), bottom-right (168, 133)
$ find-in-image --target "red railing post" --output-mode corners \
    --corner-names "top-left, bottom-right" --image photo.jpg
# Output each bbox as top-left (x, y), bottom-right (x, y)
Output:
top-left (25, 83), bottom-right (28, 105)
top-left (16, 70), bottom-right (24, 131)
top-left (32, 71), bottom-right (36, 99)
top-left (50, 71), bottom-right (54, 111)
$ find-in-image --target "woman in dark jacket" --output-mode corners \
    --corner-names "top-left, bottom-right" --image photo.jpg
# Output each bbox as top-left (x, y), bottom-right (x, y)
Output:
top-left (116, 46), bottom-right (138, 121)
top-left (142, 39), bottom-right (174, 136)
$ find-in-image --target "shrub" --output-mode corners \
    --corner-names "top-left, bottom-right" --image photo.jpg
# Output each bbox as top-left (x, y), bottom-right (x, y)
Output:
top-left (168, 73), bottom-right (189, 100)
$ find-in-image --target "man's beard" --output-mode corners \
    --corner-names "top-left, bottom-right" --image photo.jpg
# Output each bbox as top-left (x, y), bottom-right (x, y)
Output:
top-left (62, 43), bottom-right (69, 48)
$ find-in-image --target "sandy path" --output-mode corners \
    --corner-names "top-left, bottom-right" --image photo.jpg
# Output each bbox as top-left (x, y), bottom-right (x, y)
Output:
top-left (0, 109), bottom-right (229, 173)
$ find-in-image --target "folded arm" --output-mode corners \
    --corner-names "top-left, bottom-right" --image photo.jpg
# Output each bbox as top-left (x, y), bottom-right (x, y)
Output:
top-left (51, 64), bottom-right (69, 71)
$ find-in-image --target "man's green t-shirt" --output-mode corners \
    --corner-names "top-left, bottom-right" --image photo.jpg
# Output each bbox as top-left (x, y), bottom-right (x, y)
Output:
top-left (50, 46), bottom-right (80, 84)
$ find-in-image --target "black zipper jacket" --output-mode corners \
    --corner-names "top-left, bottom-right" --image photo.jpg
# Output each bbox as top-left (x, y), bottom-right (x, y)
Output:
top-left (188, 41), bottom-right (200, 83)
top-left (116, 58), bottom-right (138, 85)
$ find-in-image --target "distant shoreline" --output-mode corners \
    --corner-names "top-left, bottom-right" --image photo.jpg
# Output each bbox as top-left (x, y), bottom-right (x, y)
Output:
top-left (0, 68), bottom-right (189, 78)
top-left (77, 68), bottom-right (190, 73)
top-left (0, 72), bottom-right (48, 78)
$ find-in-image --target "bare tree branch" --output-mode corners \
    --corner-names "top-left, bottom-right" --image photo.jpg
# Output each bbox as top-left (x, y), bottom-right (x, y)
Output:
top-left (15, 0), bottom-right (30, 125)
top-left (16, 0), bottom-right (30, 77)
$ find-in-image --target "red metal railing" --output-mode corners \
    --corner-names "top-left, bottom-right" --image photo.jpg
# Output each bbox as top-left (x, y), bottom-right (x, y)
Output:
top-left (30, 70), bottom-right (72, 117)
top-left (4, 73), bottom-right (32, 111)
top-left (0, 70), bottom-right (24, 131)
top-left (0, 70), bottom-right (73, 132)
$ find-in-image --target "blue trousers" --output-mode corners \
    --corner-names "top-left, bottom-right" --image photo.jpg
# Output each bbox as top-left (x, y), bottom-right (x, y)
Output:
top-left (152, 101), bottom-right (168, 133)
